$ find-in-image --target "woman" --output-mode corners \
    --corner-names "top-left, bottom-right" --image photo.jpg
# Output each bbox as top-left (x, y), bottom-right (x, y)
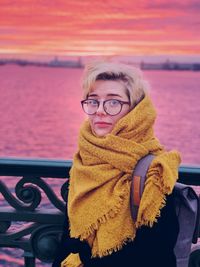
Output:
top-left (53, 61), bottom-right (181, 267)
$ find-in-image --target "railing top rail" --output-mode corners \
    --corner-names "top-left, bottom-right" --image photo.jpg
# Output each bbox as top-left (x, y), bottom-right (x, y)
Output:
top-left (0, 157), bottom-right (199, 168)
top-left (0, 156), bottom-right (72, 166)
top-left (0, 156), bottom-right (200, 183)
top-left (0, 157), bottom-right (72, 178)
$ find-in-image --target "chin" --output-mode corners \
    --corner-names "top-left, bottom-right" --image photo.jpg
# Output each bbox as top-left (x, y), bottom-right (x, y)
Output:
top-left (94, 131), bottom-right (109, 137)
top-left (93, 127), bottom-right (111, 137)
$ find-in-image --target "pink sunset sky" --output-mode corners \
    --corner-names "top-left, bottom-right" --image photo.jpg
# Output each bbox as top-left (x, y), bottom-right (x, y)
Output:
top-left (0, 0), bottom-right (200, 61)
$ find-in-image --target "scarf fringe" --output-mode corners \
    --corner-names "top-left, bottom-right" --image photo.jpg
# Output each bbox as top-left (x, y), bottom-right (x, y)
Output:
top-left (61, 236), bottom-right (135, 267)
top-left (93, 235), bottom-right (135, 258)
top-left (71, 193), bottom-right (127, 240)
top-left (136, 188), bottom-right (167, 228)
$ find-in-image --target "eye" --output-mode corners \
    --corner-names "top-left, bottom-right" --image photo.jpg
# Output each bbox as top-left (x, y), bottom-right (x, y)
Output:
top-left (108, 99), bottom-right (120, 107)
top-left (87, 99), bottom-right (98, 106)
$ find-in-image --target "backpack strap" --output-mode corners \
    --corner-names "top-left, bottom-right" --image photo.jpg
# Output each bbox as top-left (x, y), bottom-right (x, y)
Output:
top-left (130, 154), bottom-right (155, 221)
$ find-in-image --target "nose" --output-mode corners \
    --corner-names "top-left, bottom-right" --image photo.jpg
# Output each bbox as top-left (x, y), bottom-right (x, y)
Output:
top-left (96, 101), bottom-right (106, 116)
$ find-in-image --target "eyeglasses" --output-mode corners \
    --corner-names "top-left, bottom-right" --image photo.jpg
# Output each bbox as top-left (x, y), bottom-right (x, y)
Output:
top-left (81, 99), bottom-right (130, 116)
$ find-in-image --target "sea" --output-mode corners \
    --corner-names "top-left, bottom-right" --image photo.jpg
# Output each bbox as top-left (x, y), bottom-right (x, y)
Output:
top-left (0, 65), bottom-right (200, 266)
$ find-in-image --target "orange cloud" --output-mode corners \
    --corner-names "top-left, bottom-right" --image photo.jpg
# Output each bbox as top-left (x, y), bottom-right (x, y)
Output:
top-left (0, 0), bottom-right (199, 57)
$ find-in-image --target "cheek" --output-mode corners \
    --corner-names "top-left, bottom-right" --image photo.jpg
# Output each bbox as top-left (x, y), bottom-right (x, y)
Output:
top-left (88, 116), bottom-right (95, 128)
top-left (122, 106), bottom-right (131, 117)
top-left (113, 109), bottom-right (129, 124)
top-left (111, 117), bottom-right (120, 126)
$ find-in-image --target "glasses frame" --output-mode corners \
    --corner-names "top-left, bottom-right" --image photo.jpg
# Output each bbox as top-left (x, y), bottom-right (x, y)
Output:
top-left (81, 98), bottom-right (130, 116)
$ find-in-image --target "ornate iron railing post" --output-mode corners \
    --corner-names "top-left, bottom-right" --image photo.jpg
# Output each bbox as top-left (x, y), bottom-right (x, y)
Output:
top-left (23, 251), bottom-right (36, 267)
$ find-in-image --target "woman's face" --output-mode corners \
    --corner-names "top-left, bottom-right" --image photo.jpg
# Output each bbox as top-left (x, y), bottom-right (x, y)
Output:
top-left (87, 80), bottom-right (131, 137)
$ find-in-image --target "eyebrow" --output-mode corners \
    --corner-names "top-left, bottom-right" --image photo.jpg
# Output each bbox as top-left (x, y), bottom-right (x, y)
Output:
top-left (88, 93), bottom-right (123, 98)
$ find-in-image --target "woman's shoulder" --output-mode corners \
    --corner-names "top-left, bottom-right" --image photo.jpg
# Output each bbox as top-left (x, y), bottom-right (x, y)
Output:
top-left (146, 150), bottom-right (181, 194)
top-left (135, 151), bottom-right (180, 229)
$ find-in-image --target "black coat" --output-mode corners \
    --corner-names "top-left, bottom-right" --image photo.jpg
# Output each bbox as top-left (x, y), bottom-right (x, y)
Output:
top-left (52, 192), bottom-right (179, 267)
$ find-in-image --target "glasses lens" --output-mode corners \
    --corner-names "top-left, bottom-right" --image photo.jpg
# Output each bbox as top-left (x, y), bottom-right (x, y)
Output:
top-left (104, 100), bottom-right (121, 115)
top-left (82, 99), bottom-right (98, 114)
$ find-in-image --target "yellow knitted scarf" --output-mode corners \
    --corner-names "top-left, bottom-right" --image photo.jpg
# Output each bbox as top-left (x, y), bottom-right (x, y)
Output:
top-left (62, 95), bottom-right (181, 267)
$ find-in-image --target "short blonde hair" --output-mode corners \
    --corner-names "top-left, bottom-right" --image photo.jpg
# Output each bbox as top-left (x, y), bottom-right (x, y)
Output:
top-left (81, 61), bottom-right (149, 107)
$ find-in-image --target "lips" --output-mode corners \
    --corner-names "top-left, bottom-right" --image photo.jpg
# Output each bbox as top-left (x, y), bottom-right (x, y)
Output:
top-left (95, 122), bottom-right (111, 124)
top-left (94, 122), bottom-right (112, 127)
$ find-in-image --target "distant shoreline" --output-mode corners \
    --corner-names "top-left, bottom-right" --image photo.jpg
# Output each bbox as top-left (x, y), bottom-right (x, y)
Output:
top-left (0, 58), bottom-right (200, 71)
top-left (0, 58), bottom-right (83, 69)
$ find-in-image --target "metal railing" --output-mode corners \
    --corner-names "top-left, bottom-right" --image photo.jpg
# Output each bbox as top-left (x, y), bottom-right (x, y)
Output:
top-left (0, 157), bottom-right (71, 267)
top-left (0, 157), bottom-right (200, 267)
